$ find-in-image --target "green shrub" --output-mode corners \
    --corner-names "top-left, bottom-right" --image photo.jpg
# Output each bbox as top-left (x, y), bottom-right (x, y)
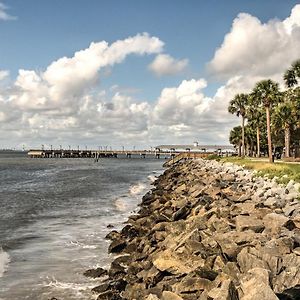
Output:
top-left (206, 154), bottom-right (221, 161)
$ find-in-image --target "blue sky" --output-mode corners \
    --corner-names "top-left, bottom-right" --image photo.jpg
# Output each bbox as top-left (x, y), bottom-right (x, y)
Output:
top-left (0, 1), bottom-right (300, 149)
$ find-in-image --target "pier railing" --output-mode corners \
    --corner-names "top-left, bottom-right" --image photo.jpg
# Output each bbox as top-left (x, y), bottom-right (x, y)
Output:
top-left (27, 149), bottom-right (218, 159)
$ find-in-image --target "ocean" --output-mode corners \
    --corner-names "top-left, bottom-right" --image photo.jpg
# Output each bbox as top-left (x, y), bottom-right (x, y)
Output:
top-left (0, 151), bottom-right (163, 300)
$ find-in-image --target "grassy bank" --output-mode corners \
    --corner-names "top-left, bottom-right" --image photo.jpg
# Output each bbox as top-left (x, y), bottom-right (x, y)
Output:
top-left (218, 156), bottom-right (300, 185)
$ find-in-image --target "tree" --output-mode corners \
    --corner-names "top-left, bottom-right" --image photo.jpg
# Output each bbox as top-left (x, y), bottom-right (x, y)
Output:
top-left (244, 125), bottom-right (256, 156)
top-left (284, 59), bottom-right (300, 88)
top-left (252, 80), bottom-right (280, 163)
top-left (273, 95), bottom-right (294, 157)
top-left (246, 98), bottom-right (265, 157)
top-left (229, 126), bottom-right (242, 156)
top-left (282, 60), bottom-right (300, 156)
top-left (228, 93), bottom-right (248, 157)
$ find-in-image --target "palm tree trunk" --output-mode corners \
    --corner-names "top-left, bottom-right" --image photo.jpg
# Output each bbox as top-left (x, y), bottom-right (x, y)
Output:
top-left (242, 116), bottom-right (245, 157)
top-left (266, 106), bottom-right (273, 163)
top-left (285, 124), bottom-right (291, 158)
top-left (256, 126), bottom-right (260, 158)
top-left (238, 142), bottom-right (242, 157)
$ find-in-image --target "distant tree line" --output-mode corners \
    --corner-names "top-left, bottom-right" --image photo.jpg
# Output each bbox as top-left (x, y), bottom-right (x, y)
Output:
top-left (228, 59), bottom-right (300, 163)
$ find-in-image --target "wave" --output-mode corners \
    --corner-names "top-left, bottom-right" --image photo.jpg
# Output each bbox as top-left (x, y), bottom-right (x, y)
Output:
top-left (129, 182), bottom-right (147, 195)
top-left (67, 240), bottom-right (97, 249)
top-left (0, 247), bottom-right (10, 277)
top-left (44, 277), bottom-right (96, 298)
top-left (114, 198), bottom-right (128, 212)
top-left (147, 175), bottom-right (157, 183)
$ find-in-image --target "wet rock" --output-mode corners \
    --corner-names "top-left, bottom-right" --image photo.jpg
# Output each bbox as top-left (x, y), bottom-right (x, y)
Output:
top-left (108, 239), bottom-right (127, 253)
top-left (108, 261), bottom-right (126, 278)
top-left (105, 230), bottom-right (121, 241)
top-left (84, 267), bottom-right (108, 278)
top-left (96, 290), bottom-right (122, 300)
top-left (276, 285), bottom-right (300, 300)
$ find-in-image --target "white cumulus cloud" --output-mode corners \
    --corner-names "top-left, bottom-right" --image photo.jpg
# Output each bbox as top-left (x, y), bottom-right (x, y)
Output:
top-left (152, 78), bottom-right (209, 126)
top-left (10, 33), bottom-right (163, 112)
top-left (208, 4), bottom-right (300, 79)
top-left (148, 54), bottom-right (188, 76)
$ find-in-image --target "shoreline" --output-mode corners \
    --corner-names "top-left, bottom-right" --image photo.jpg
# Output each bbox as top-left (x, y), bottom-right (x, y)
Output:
top-left (88, 158), bottom-right (300, 300)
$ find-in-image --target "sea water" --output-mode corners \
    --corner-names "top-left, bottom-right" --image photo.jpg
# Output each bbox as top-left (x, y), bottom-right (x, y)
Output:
top-left (0, 151), bottom-right (163, 299)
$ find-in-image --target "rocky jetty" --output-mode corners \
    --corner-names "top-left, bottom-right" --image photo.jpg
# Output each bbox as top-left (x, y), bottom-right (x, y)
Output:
top-left (89, 159), bottom-right (300, 300)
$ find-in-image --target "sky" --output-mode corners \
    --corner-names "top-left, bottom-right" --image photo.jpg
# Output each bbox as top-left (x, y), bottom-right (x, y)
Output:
top-left (0, 0), bottom-right (300, 150)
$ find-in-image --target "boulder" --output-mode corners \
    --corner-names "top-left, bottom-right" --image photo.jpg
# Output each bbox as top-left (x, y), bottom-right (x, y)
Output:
top-left (84, 267), bottom-right (108, 278)
top-left (207, 279), bottom-right (239, 300)
top-left (173, 276), bottom-right (213, 294)
top-left (235, 215), bottom-right (265, 233)
top-left (272, 254), bottom-right (300, 293)
top-left (153, 253), bottom-right (191, 275)
top-left (108, 238), bottom-right (127, 253)
top-left (263, 213), bottom-right (289, 235)
top-left (240, 268), bottom-right (278, 300)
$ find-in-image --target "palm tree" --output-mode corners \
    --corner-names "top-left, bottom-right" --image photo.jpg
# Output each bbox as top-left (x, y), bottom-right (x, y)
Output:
top-left (228, 93), bottom-right (248, 157)
top-left (284, 59), bottom-right (300, 87)
top-left (244, 125), bottom-right (256, 156)
top-left (246, 99), bottom-right (265, 158)
top-left (284, 69), bottom-right (298, 88)
top-left (292, 87), bottom-right (300, 129)
top-left (252, 80), bottom-right (280, 163)
top-left (283, 60), bottom-right (300, 156)
top-left (229, 126), bottom-right (242, 156)
top-left (273, 95), bottom-right (294, 157)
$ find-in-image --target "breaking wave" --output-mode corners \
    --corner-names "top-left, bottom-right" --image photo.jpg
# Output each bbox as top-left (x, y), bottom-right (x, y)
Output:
top-left (44, 278), bottom-right (96, 299)
top-left (129, 182), bottom-right (147, 195)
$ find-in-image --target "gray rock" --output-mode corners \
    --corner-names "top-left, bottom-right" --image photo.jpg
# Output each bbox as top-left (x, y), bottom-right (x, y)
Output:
top-left (235, 215), bottom-right (265, 233)
top-left (263, 213), bottom-right (289, 235)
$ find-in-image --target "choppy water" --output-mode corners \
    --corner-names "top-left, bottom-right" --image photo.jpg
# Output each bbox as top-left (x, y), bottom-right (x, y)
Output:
top-left (0, 151), bottom-right (163, 300)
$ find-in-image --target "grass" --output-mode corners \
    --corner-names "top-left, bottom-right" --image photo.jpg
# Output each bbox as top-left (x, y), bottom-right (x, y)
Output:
top-left (220, 156), bottom-right (300, 185)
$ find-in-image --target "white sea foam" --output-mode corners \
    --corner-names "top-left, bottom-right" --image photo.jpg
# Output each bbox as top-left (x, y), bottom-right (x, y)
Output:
top-left (68, 240), bottom-right (97, 249)
top-left (45, 278), bottom-right (96, 298)
top-left (129, 182), bottom-right (146, 195)
top-left (147, 175), bottom-right (157, 182)
top-left (0, 247), bottom-right (10, 277)
top-left (114, 198), bottom-right (128, 211)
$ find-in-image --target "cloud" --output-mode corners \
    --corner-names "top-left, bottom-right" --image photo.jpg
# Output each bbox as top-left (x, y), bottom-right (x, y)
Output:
top-left (0, 34), bottom-right (165, 148)
top-left (0, 2), bottom-right (16, 20)
top-left (148, 54), bottom-right (188, 76)
top-left (152, 79), bottom-right (209, 125)
top-left (0, 70), bottom-right (9, 81)
top-left (208, 4), bottom-right (300, 79)
top-left (1, 4), bottom-right (300, 149)
top-left (10, 33), bottom-right (163, 112)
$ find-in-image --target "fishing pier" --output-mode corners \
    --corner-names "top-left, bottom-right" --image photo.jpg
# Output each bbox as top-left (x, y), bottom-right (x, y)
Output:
top-left (27, 144), bottom-right (235, 160)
